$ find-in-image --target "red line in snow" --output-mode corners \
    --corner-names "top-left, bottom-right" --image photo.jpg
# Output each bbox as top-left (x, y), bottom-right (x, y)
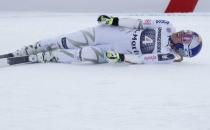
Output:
top-left (165, 0), bottom-right (198, 13)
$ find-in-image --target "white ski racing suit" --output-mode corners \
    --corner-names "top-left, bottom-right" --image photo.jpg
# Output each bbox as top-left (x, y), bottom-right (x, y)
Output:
top-left (31, 18), bottom-right (177, 64)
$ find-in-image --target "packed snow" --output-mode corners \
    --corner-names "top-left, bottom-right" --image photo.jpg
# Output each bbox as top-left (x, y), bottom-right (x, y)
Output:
top-left (0, 12), bottom-right (210, 130)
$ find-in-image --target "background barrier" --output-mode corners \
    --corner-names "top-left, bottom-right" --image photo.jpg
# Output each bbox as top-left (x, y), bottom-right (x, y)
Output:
top-left (0, 0), bottom-right (209, 13)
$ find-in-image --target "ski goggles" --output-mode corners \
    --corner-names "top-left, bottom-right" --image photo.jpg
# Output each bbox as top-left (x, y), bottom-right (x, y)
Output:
top-left (182, 31), bottom-right (194, 44)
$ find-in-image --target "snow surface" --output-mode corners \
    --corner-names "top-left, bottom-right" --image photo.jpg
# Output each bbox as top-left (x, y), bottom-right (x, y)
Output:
top-left (0, 12), bottom-right (210, 130)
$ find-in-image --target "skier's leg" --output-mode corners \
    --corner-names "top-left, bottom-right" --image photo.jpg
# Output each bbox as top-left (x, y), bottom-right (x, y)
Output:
top-left (34, 45), bottom-right (110, 64)
top-left (12, 27), bottom-right (96, 57)
top-left (79, 45), bottom-right (108, 63)
top-left (34, 48), bottom-right (81, 63)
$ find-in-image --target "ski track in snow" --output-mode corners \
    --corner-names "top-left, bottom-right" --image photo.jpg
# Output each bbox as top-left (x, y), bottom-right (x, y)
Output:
top-left (0, 12), bottom-right (210, 130)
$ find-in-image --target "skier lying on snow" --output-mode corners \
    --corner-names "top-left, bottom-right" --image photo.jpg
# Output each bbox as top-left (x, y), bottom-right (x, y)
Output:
top-left (0, 15), bottom-right (203, 64)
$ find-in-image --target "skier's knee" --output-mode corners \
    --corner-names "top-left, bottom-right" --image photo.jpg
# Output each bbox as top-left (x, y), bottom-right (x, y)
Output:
top-left (81, 46), bottom-right (105, 63)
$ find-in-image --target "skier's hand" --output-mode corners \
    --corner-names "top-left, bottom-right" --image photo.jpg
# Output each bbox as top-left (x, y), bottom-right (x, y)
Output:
top-left (97, 15), bottom-right (113, 25)
top-left (97, 15), bottom-right (118, 26)
top-left (106, 51), bottom-right (124, 63)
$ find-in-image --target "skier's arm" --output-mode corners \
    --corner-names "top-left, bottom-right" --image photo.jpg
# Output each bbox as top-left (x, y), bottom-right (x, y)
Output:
top-left (97, 15), bottom-right (175, 30)
top-left (124, 53), bottom-right (175, 64)
top-left (106, 51), bottom-right (175, 64)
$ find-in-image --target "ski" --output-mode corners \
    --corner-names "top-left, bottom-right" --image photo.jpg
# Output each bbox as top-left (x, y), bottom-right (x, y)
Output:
top-left (0, 53), bottom-right (14, 59)
top-left (0, 55), bottom-right (37, 67)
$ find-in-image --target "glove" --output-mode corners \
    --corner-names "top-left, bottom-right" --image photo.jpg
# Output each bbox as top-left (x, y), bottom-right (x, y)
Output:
top-left (106, 51), bottom-right (124, 63)
top-left (97, 15), bottom-right (119, 26)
